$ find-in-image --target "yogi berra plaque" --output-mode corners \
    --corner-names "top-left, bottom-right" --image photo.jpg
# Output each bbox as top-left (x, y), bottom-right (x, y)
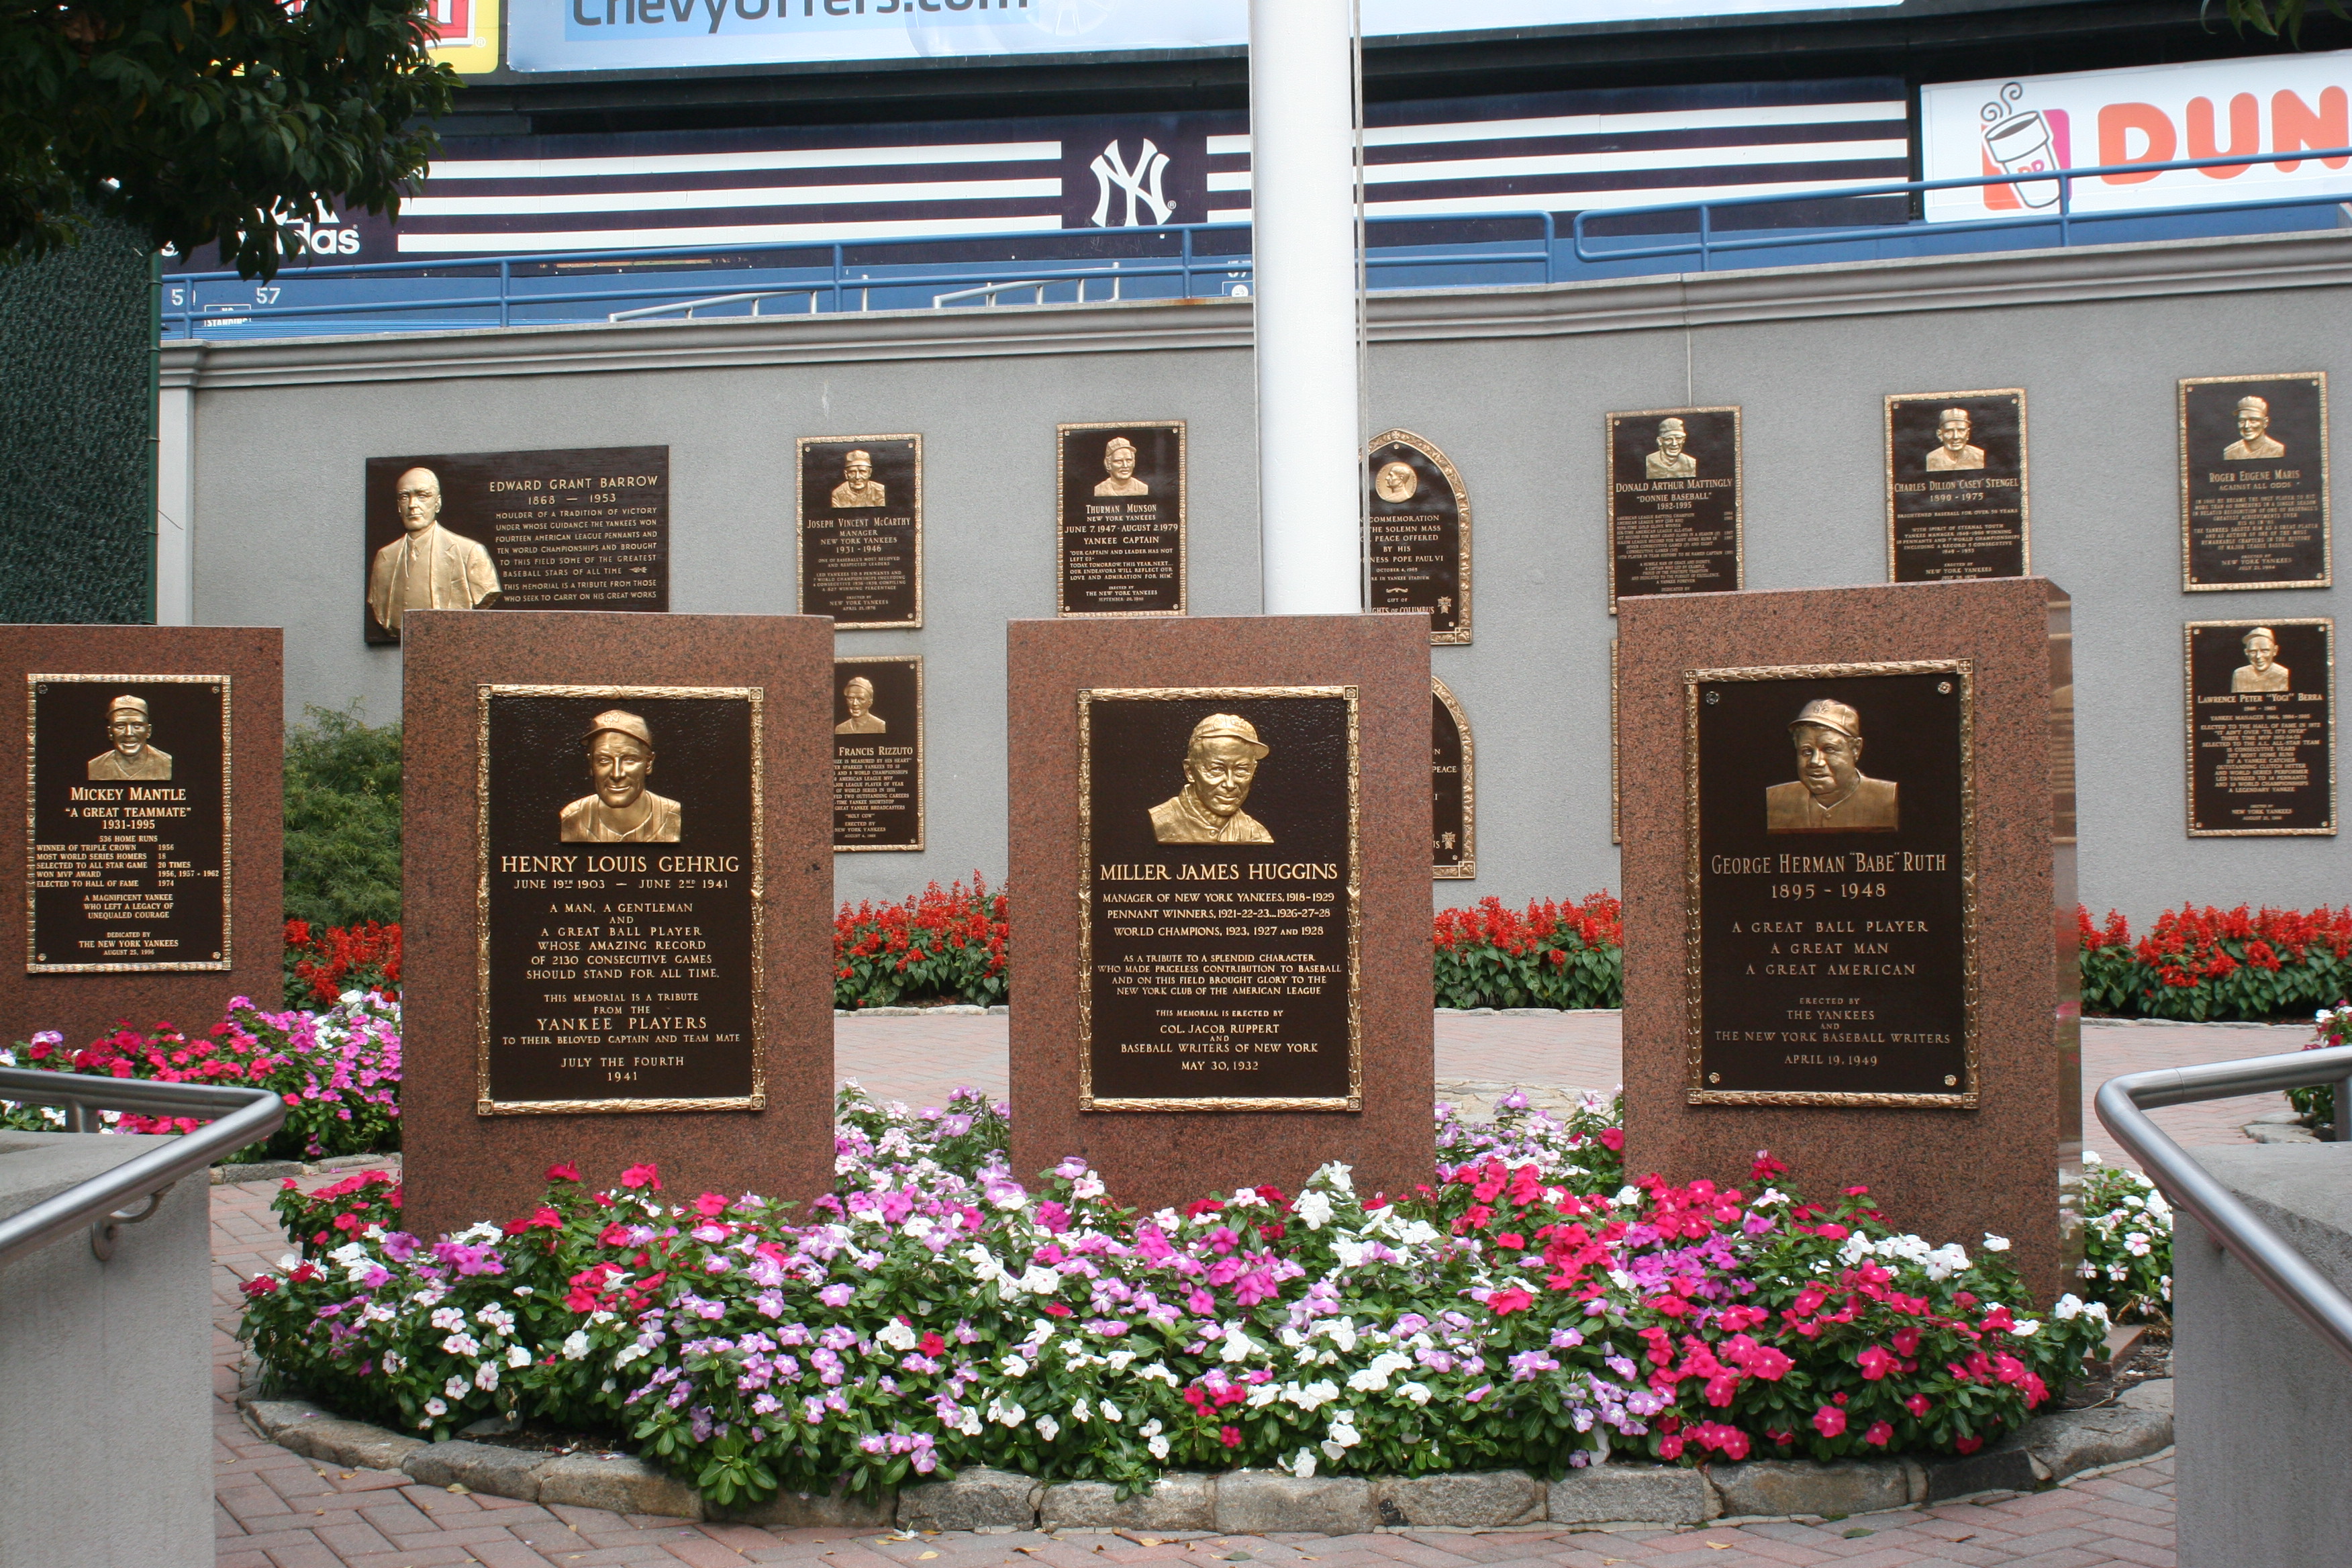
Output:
top-left (798, 436), bottom-right (922, 628)
top-left (1057, 422), bottom-right (1187, 618)
top-left (2184, 619), bottom-right (2335, 836)
top-left (1608, 407), bottom-right (1742, 613)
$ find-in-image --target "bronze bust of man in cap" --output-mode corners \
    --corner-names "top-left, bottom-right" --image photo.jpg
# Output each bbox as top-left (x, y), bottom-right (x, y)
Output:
top-left (88, 694), bottom-right (173, 781)
top-left (1765, 698), bottom-right (1898, 833)
top-left (1150, 713), bottom-right (1274, 844)
top-left (560, 709), bottom-right (683, 842)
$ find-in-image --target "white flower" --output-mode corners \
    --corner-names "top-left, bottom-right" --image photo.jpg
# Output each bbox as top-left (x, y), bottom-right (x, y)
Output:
top-left (1395, 1381), bottom-right (1432, 1406)
top-left (430, 1306), bottom-right (467, 1331)
top-left (614, 1344), bottom-right (646, 1368)
top-left (1983, 1233), bottom-right (2012, 1253)
top-left (877, 1320), bottom-right (918, 1351)
top-left (476, 1304), bottom-right (516, 1335)
top-left (1288, 1449), bottom-right (1318, 1479)
top-left (1001, 1354), bottom-right (1032, 1378)
top-left (1073, 1174), bottom-right (1106, 1200)
top-left (1220, 1328), bottom-right (1263, 1364)
top-left (1104, 1351), bottom-right (1136, 1372)
top-left (424, 1397), bottom-right (447, 1418)
top-left (1018, 1265), bottom-right (1063, 1296)
top-left (1614, 1186), bottom-right (1643, 1208)
top-left (561, 1331), bottom-right (591, 1361)
top-left (1071, 1399), bottom-right (1092, 1424)
top-left (1296, 1191), bottom-right (1335, 1230)
top-left (2126, 1232), bottom-right (2152, 1257)
top-left (962, 1244), bottom-right (1006, 1281)
top-left (1312, 1318), bottom-right (1359, 1353)
top-left (1035, 1414), bottom-right (1061, 1442)
top-left (2011, 1320), bottom-right (2040, 1337)
top-left (1247, 1383), bottom-right (1281, 1408)
top-left (506, 1345), bottom-right (531, 1369)
top-left (987, 1397), bottom-right (1026, 1427)
top-left (1147, 1434), bottom-right (1170, 1461)
top-left (1333, 1238), bottom-right (1368, 1269)
top-left (957, 1406), bottom-right (983, 1436)
top-left (442, 1332), bottom-right (482, 1357)
top-left (1099, 1399), bottom-right (1122, 1423)
top-left (2082, 1150), bottom-right (2103, 1167)
top-left (2087, 1300), bottom-right (2112, 1324)
top-left (1283, 1379), bottom-right (1342, 1412)
top-left (1346, 1351), bottom-right (1413, 1393)
top-left (475, 1362), bottom-right (501, 1391)
top-left (1326, 1414), bottom-right (1361, 1449)
top-left (444, 1375), bottom-right (471, 1400)
top-left (2052, 1294), bottom-right (2084, 1321)
top-left (1320, 1163), bottom-right (1355, 1195)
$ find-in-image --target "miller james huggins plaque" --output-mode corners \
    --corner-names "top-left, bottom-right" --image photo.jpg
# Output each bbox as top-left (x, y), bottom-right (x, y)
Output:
top-left (2181, 374), bottom-right (2331, 591)
top-left (1079, 689), bottom-right (1361, 1112)
top-left (2184, 619), bottom-right (2335, 836)
top-left (28, 675), bottom-right (230, 971)
top-left (1367, 430), bottom-right (1471, 643)
top-left (1885, 391), bottom-right (2029, 583)
top-left (1608, 407), bottom-right (1742, 613)
top-left (798, 436), bottom-right (922, 628)
top-left (1057, 422), bottom-right (1187, 618)
top-left (1685, 663), bottom-right (1976, 1107)
top-left (1432, 677), bottom-right (1474, 879)
top-left (833, 656), bottom-right (924, 852)
top-left (478, 686), bottom-right (764, 1114)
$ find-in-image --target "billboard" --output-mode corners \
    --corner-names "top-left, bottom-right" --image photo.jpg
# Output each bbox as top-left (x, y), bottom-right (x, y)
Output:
top-left (426, 0), bottom-right (501, 75)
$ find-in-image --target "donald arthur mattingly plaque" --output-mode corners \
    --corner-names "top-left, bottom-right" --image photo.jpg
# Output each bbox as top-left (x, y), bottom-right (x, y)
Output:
top-left (1057, 422), bottom-right (1187, 618)
top-left (797, 436), bottom-right (922, 628)
top-left (1608, 407), bottom-right (1743, 613)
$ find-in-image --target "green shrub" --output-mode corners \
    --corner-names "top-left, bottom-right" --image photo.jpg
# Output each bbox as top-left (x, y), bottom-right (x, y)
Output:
top-left (284, 704), bottom-right (401, 930)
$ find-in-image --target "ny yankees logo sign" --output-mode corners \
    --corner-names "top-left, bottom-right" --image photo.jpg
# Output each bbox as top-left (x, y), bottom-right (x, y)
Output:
top-left (1089, 139), bottom-right (1175, 228)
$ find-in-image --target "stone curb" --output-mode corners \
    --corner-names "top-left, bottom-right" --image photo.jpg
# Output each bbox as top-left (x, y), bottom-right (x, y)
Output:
top-left (209, 1152), bottom-right (403, 1186)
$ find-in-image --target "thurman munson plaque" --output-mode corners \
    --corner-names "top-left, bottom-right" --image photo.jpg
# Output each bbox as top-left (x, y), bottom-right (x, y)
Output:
top-left (1886, 391), bottom-right (2029, 583)
top-left (1608, 407), bottom-right (1742, 613)
top-left (2185, 619), bottom-right (2336, 836)
top-left (1368, 430), bottom-right (1471, 643)
top-left (1686, 662), bottom-right (1976, 1107)
top-left (2182, 373), bottom-right (2331, 591)
top-left (363, 449), bottom-right (669, 645)
top-left (1432, 677), bottom-right (1474, 879)
top-left (1057, 422), bottom-right (1187, 617)
top-left (1079, 688), bottom-right (1361, 1111)
top-left (834, 656), bottom-right (924, 851)
top-left (799, 436), bottom-right (922, 628)
top-left (28, 675), bottom-right (230, 971)
top-left (478, 687), bottom-right (763, 1113)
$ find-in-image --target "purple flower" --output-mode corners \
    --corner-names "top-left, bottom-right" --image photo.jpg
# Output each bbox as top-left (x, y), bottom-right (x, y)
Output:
top-left (819, 1283), bottom-right (855, 1308)
top-left (1550, 1327), bottom-right (1585, 1349)
top-left (430, 1240), bottom-right (504, 1277)
top-left (1508, 1350), bottom-right (1559, 1381)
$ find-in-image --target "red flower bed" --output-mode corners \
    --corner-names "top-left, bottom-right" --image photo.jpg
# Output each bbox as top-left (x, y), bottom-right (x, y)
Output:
top-left (285, 918), bottom-right (403, 1008)
top-left (2077, 903), bottom-right (2352, 1021)
top-left (834, 876), bottom-right (1009, 1010)
top-left (1432, 894), bottom-right (1624, 1010)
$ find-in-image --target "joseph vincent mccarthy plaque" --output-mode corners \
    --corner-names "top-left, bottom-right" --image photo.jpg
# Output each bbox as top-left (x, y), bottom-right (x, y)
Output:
top-left (1367, 430), bottom-right (1471, 643)
top-left (2184, 619), bottom-right (2335, 836)
top-left (28, 675), bottom-right (230, 971)
top-left (478, 686), bottom-right (764, 1114)
top-left (1885, 391), bottom-right (2029, 583)
top-left (1057, 422), bottom-right (1187, 617)
top-left (1685, 662), bottom-right (1976, 1107)
top-left (1608, 407), bottom-right (1742, 613)
top-left (1079, 689), bottom-right (1361, 1112)
top-left (2181, 373), bottom-right (2331, 591)
top-left (1432, 677), bottom-right (1474, 879)
top-left (799, 436), bottom-right (922, 628)
top-left (834, 656), bottom-right (924, 852)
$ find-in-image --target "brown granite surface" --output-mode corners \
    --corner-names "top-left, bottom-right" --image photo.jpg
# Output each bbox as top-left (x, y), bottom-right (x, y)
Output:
top-left (0, 625), bottom-right (283, 1050)
top-left (400, 611), bottom-right (834, 1241)
top-left (1617, 579), bottom-right (2077, 1301)
top-left (1006, 615), bottom-right (1434, 1213)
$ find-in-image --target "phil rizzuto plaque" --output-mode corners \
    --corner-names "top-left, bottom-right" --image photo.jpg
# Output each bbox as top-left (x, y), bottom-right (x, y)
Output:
top-left (477, 686), bottom-right (764, 1114)
top-left (1057, 422), bottom-right (1187, 618)
top-left (1367, 430), bottom-right (1471, 643)
top-left (833, 656), bottom-right (924, 852)
top-left (1078, 688), bottom-right (1361, 1112)
top-left (1885, 391), bottom-right (2029, 583)
top-left (363, 448), bottom-right (669, 645)
top-left (27, 675), bottom-right (230, 971)
top-left (1685, 662), bottom-right (1977, 1107)
top-left (1432, 677), bottom-right (1475, 879)
top-left (1608, 407), bottom-right (1742, 613)
top-left (2182, 373), bottom-right (2331, 591)
top-left (797, 436), bottom-right (922, 629)
top-left (2184, 619), bottom-right (2336, 836)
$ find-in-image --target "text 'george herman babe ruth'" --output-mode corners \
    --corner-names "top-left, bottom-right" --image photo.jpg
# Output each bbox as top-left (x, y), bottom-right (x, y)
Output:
top-left (560, 709), bottom-right (682, 843)
top-left (1765, 699), bottom-right (1899, 834)
top-left (1150, 714), bottom-right (1274, 844)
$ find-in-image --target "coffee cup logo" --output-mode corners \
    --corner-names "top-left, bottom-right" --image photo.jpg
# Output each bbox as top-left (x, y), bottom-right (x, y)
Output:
top-left (1980, 83), bottom-right (2069, 211)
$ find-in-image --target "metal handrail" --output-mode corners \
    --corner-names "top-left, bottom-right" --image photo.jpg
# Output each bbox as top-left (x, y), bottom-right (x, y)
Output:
top-left (607, 288), bottom-right (820, 322)
top-left (2095, 1042), bottom-right (2352, 1369)
top-left (0, 1067), bottom-right (286, 1268)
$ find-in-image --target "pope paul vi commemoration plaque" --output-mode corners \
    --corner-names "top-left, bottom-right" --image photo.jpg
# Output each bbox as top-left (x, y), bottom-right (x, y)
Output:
top-left (1885, 391), bottom-right (2029, 583)
top-left (27, 675), bottom-right (230, 971)
top-left (1608, 407), bottom-right (1742, 613)
top-left (2184, 619), bottom-right (2335, 836)
top-left (1367, 430), bottom-right (1471, 644)
top-left (798, 436), bottom-right (922, 629)
top-left (1685, 662), bottom-right (1977, 1107)
top-left (2182, 373), bottom-right (2331, 591)
top-left (1079, 689), bottom-right (1361, 1112)
top-left (363, 448), bottom-right (669, 646)
top-left (1057, 422), bottom-right (1187, 618)
top-left (1432, 677), bottom-right (1474, 879)
top-left (834, 656), bottom-right (924, 852)
top-left (477, 686), bottom-right (763, 1114)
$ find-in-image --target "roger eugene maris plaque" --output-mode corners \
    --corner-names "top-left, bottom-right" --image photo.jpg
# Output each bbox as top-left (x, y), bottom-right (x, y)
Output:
top-left (2181, 373), bottom-right (2331, 591)
top-left (834, 656), bottom-right (924, 852)
top-left (1079, 688), bottom-right (1361, 1112)
top-left (363, 448), bottom-right (669, 645)
top-left (1432, 677), bottom-right (1475, 879)
top-left (1685, 662), bottom-right (1977, 1108)
top-left (477, 686), bottom-right (764, 1114)
top-left (1057, 422), bottom-right (1187, 618)
top-left (1885, 391), bottom-right (2029, 583)
top-left (1367, 430), bottom-right (1471, 643)
top-left (28, 675), bottom-right (230, 971)
top-left (2184, 619), bottom-right (2336, 836)
top-left (1608, 407), bottom-right (1742, 613)
top-left (798, 435), bottom-right (922, 628)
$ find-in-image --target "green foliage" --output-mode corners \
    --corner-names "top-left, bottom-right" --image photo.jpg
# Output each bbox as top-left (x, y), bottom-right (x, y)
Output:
top-left (2210, 0), bottom-right (2349, 42)
top-left (284, 703), bottom-right (402, 930)
top-left (2075, 1155), bottom-right (2173, 1323)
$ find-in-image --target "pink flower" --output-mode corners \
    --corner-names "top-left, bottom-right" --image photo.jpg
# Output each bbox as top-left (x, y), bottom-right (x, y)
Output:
top-left (1487, 1287), bottom-right (1534, 1316)
top-left (1857, 1345), bottom-right (1900, 1381)
top-left (1863, 1421), bottom-right (1893, 1447)
top-left (1905, 1393), bottom-right (1931, 1417)
top-left (693, 1192), bottom-right (728, 1218)
top-left (546, 1162), bottom-right (581, 1182)
top-left (622, 1163), bottom-right (662, 1190)
top-left (1811, 1405), bottom-right (1847, 1438)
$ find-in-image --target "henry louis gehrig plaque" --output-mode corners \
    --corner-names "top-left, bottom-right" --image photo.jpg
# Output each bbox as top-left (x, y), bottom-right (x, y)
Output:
top-left (1367, 430), bottom-right (1471, 644)
top-left (1079, 689), bottom-right (1361, 1112)
top-left (1686, 662), bottom-right (1976, 1107)
top-left (1057, 422), bottom-right (1187, 618)
top-left (834, 656), bottom-right (924, 851)
top-left (798, 436), bottom-right (922, 628)
top-left (2185, 619), bottom-right (2336, 836)
top-left (1886, 391), bottom-right (2029, 583)
top-left (1432, 677), bottom-right (1475, 879)
top-left (1608, 407), bottom-right (1742, 613)
top-left (28, 675), bottom-right (230, 971)
top-left (2182, 374), bottom-right (2331, 591)
top-left (478, 686), bottom-right (764, 1114)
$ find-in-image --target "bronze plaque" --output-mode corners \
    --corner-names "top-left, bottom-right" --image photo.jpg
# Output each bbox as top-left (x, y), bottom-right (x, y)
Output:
top-left (1885, 390), bottom-right (2029, 583)
top-left (1685, 661), bottom-right (1977, 1108)
top-left (362, 448), bottom-right (669, 646)
top-left (1432, 677), bottom-right (1474, 879)
top-left (477, 685), bottom-right (764, 1114)
top-left (1057, 422), bottom-right (1187, 618)
top-left (2184, 619), bottom-right (2336, 836)
top-left (1367, 430), bottom-right (1471, 644)
top-left (1079, 687), bottom-right (1361, 1112)
top-left (2181, 373), bottom-right (2331, 591)
top-left (798, 435), bottom-right (922, 628)
top-left (1608, 407), bottom-right (1742, 613)
top-left (27, 675), bottom-right (230, 972)
top-left (834, 656), bottom-right (924, 852)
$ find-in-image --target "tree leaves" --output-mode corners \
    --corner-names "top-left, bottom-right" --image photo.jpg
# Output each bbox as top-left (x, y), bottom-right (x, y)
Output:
top-left (2210, 0), bottom-right (2351, 41)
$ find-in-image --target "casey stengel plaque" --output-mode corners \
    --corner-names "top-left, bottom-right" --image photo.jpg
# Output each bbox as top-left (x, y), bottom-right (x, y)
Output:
top-left (1079, 689), bottom-right (1360, 1111)
top-left (2184, 619), bottom-right (2336, 836)
top-left (1885, 391), bottom-right (2029, 583)
top-left (28, 675), bottom-right (230, 971)
top-left (1057, 422), bottom-right (1187, 617)
top-left (1432, 677), bottom-right (1475, 878)
top-left (1608, 407), bottom-right (1742, 613)
top-left (1367, 430), bottom-right (1471, 643)
top-left (798, 436), bottom-right (922, 628)
top-left (478, 687), bottom-right (763, 1113)
top-left (2182, 373), bottom-right (2331, 591)
top-left (1686, 663), bottom-right (1976, 1106)
top-left (834, 656), bottom-right (924, 852)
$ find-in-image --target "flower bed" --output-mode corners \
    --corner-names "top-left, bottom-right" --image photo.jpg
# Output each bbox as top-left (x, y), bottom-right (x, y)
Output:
top-left (836, 879), bottom-right (1008, 1010)
top-left (2078, 903), bottom-right (2352, 1023)
top-left (2074, 1153), bottom-right (2171, 1322)
top-left (1432, 896), bottom-right (1624, 1010)
top-left (285, 918), bottom-right (403, 1010)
